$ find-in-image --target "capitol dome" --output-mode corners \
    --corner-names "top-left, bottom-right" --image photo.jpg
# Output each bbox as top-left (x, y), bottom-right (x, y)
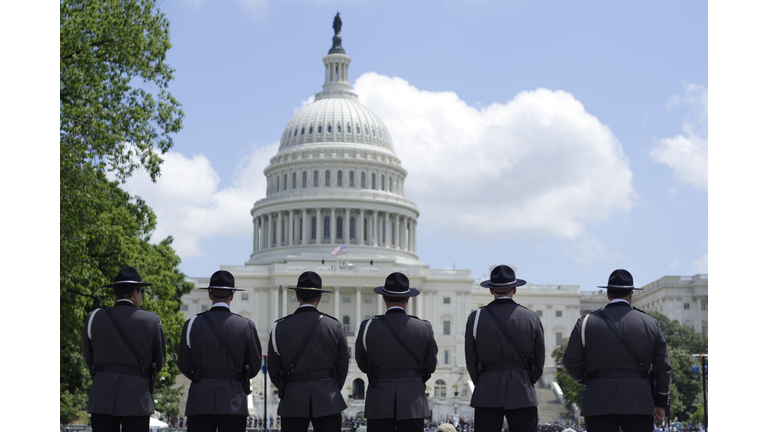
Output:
top-left (247, 23), bottom-right (420, 265)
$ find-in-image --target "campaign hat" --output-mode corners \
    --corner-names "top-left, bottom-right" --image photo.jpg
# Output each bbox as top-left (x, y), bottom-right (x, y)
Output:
top-left (287, 271), bottom-right (332, 293)
top-left (103, 266), bottom-right (153, 288)
top-left (479, 265), bottom-right (527, 289)
top-left (598, 269), bottom-right (643, 290)
top-left (199, 270), bottom-right (244, 291)
top-left (373, 272), bottom-right (420, 297)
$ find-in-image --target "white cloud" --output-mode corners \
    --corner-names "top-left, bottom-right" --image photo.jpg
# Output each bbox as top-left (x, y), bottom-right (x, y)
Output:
top-left (651, 82), bottom-right (708, 190)
top-left (693, 254), bottom-right (708, 274)
top-left (121, 143), bottom-right (278, 258)
top-left (354, 73), bottom-right (636, 241)
top-left (669, 258), bottom-right (680, 269)
top-left (565, 236), bottom-right (607, 264)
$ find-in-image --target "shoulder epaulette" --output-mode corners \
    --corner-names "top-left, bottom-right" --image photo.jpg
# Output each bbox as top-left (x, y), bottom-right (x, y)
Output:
top-left (196, 311), bottom-right (207, 316)
top-left (362, 316), bottom-right (380, 352)
top-left (87, 308), bottom-right (101, 340)
top-left (322, 314), bottom-right (339, 322)
top-left (633, 306), bottom-right (647, 314)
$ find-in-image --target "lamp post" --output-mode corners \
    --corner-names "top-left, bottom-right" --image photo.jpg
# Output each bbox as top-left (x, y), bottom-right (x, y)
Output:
top-left (691, 354), bottom-right (708, 430)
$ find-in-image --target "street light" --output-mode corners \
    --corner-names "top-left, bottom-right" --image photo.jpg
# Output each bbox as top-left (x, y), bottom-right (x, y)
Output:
top-left (691, 354), bottom-right (708, 430)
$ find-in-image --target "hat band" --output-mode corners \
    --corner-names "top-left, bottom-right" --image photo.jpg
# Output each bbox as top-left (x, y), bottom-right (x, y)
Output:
top-left (114, 280), bottom-right (143, 284)
top-left (382, 287), bottom-right (411, 295)
top-left (488, 280), bottom-right (517, 287)
top-left (606, 284), bottom-right (634, 288)
top-left (209, 286), bottom-right (235, 290)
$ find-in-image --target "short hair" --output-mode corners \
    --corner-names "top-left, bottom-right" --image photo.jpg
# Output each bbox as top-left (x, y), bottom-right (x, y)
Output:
top-left (297, 290), bottom-right (320, 303)
top-left (209, 288), bottom-right (233, 300)
top-left (383, 295), bottom-right (406, 304)
top-left (114, 285), bottom-right (139, 299)
top-left (607, 288), bottom-right (631, 299)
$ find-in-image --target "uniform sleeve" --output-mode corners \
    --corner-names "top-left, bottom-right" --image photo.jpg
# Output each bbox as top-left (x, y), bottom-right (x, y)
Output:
top-left (154, 316), bottom-right (167, 372)
top-left (335, 321), bottom-right (350, 390)
top-left (423, 321), bottom-right (438, 374)
top-left (354, 320), bottom-right (369, 374)
top-left (464, 311), bottom-right (478, 384)
top-left (177, 320), bottom-right (193, 380)
top-left (246, 321), bottom-right (262, 379)
top-left (652, 320), bottom-right (673, 407)
top-left (267, 323), bottom-right (283, 388)
top-left (81, 311), bottom-right (94, 370)
top-left (562, 317), bottom-right (586, 384)
top-left (532, 316), bottom-right (545, 382)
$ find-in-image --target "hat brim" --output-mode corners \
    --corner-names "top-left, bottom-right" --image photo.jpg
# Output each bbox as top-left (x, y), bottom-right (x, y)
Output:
top-left (287, 286), bottom-right (332, 293)
top-left (199, 286), bottom-right (245, 292)
top-left (373, 286), bottom-right (420, 297)
top-left (104, 281), bottom-right (153, 288)
top-left (479, 279), bottom-right (527, 289)
top-left (598, 285), bottom-right (643, 290)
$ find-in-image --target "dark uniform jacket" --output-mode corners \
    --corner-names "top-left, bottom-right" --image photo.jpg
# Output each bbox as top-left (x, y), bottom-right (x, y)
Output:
top-left (81, 301), bottom-right (166, 416)
top-left (355, 308), bottom-right (438, 420)
top-left (464, 298), bottom-right (545, 409)
top-left (178, 306), bottom-right (262, 416)
top-left (267, 306), bottom-right (349, 418)
top-left (562, 301), bottom-right (672, 416)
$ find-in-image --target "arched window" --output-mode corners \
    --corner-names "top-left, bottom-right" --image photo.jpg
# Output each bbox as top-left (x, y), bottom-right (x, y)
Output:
top-left (337, 124), bottom-right (342, 133)
top-left (365, 126), bottom-right (369, 135)
top-left (363, 217), bottom-right (368, 242)
top-left (292, 172), bottom-right (297, 189)
top-left (336, 216), bottom-right (343, 239)
top-left (337, 170), bottom-right (342, 187)
top-left (327, 124), bottom-right (332, 134)
top-left (349, 171), bottom-right (355, 187)
top-left (435, 379), bottom-right (447, 399)
top-left (311, 216), bottom-right (317, 240)
top-left (301, 127), bottom-right (305, 135)
top-left (353, 378), bottom-right (365, 400)
top-left (302, 171), bottom-right (307, 188)
top-left (372, 174), bottom-right (376, 190)
top-left (325, 170), bottom-right (331, 187)
top-left (284, 174), bottom-right (288, 191)
top-left (324, 217), bottom-right (330, 240)
top-left (309, 125), bottom-right (313, 134)
top-left (350, 217), bottom-right (355, 240)
top-left (294, 129), bottom-right (298, 137)
top-left (299, 217), bottom-right (303, 241)
top-left (347, 124), bottom-right (351, 134)
top-left (313, 170), bottom-right (319, 187)
top-left (342, 316), bottom-right (350, 334)
top-left (356, 124), bottom-right (360, 134)
top-left (361, 172), bottom-right (366, 189)
top-left (281, 220), bottom-right (285, 243)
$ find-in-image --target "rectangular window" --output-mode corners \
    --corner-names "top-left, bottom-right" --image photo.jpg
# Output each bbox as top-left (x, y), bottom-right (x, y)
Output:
top-left (241, 293), bottom-right (249, 301)
top-left (291, 295), bottom-right (297, 302)
top-left (343, 295), bottom-right (351, 303)
top-left (443, 320), bottom-right (450, 336)
top-left (444, 350), bottom-right (450, 365)
top-left (322, 296), bottom-right (329, 303)
top-left (180, 304), bottom-right (188, 311)
top-left (536, 310), bottom-right (543, 317)
top-left (201, 304), bottom-right (209, 312)
top-left (364, 296), bottom-right (372, 304)
top-left (556, 310), bottom-right (562, 317)
top-left (556, 332), bottom-right (563, 346)
top-left (443, 297), bottom-right (451, 304)
top-left (684, 303), bottom-right (690, 309)
top-left (701, 302), bottom-right (707, 310)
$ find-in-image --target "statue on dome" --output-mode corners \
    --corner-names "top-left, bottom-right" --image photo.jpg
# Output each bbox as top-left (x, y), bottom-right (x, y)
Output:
top-left (333, 12), bottom-right (342, 35)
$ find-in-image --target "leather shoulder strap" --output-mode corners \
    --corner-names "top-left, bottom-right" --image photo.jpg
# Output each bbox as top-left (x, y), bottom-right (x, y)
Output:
top-left (483, 306), bottom-right (526, 362)
top-left (593, 309), bottom-right (648, 375)
top-left (287, 314), bottom-right (324, 374)
top-left (379, 315), bottom-right (422, 368)
top-left (202, 313), bottom-right (242, 372)
top-left (104, 308), bottom-right (145, 369)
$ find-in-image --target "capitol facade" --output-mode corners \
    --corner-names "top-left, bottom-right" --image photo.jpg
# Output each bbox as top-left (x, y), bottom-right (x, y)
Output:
top-left (175, 23), bottom-right (707, 421)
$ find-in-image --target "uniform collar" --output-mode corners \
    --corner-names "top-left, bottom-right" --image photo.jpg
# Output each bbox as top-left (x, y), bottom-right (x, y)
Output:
top-left (605, 299), bottom-right (631, 308)
top-left (115, 299), bottom-right (135, 308)
top-left (295, 305), bottom-right (319, 314)
top-left (386, 307), bottom-right (406, 314)
top-left (489, 298), bottom-right (516, 305)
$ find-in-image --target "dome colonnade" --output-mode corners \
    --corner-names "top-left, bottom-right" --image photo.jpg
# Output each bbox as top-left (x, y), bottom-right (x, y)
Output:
top-left (248, 24), bottom-right (419, 264)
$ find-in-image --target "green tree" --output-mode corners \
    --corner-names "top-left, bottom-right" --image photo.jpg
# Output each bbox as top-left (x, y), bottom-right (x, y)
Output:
top-left (60, 0), bottom-right (190, 424)
top-left (552, 339), bottom-right (585, 409)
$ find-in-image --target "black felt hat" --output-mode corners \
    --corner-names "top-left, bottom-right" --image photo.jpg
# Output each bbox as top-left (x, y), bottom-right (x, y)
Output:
top-left (103, 266), bottom-right (153, 288)
top-left (199, 270), bottom-right (244, 292)
top-left (598, 269), bottom-right (643, 290)
top-left (287, 271), bottom-right (332, 293)
top-left (479, 265), bottom-right (527, 289)
top-left (373, 272), bottom-right (420, 297)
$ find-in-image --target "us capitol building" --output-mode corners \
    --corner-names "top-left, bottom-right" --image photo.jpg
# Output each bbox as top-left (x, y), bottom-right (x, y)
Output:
top-left (175, 21), bottom-right (708, 421)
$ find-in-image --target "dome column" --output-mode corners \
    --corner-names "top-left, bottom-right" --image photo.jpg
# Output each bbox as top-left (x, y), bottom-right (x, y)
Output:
top-left (315, 207), bottom-right (321, 244)
top-left (394, 213), bottom-right (400, 249)
top-left (343, 207), bottom-right (350, 245)
top-left (384, 212), bottom-right (390, 247)
top-left (267, 213), bottom-right (273, 249)
top-left (372, 211), bottom-right (378, 247)
top-left (356, 209), bottom-right (363, 245)
top-left (302, 208), bottom-right (308, 245)
top-left (289, 210), bottom-right (295, 246)
top-left (330, 208), bottom-right (336, 244)
top-left (278, 212), bottom-right (283, 247)
top-left (413, 220), bottom-right (418, 254)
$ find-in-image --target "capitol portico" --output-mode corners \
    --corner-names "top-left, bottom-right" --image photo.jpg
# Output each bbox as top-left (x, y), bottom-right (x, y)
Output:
top-left (175, 19), bottom-right (707, 421)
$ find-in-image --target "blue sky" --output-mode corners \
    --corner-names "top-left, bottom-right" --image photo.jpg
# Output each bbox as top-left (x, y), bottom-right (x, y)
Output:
top-left (117, 0), bottom-right (708, 291)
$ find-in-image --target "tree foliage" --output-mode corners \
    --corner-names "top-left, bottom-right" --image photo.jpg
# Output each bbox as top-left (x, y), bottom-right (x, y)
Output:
top-left (551, 339), bottom-right (584, 408)
top-left (60, 0), bottom-right (190, 424)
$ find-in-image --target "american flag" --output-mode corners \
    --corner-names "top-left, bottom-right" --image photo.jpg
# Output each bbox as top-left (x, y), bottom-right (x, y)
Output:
top-left (331, 244), bottom-right (347, 256)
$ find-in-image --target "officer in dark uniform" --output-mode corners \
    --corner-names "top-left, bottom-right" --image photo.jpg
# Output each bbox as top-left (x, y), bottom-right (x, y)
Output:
top-left (562, 269), bottom-right (672, 432)
top-left (267, 271), bottom-right (349, 432)
top-left (464, 265), bottom-right (545, 432)
top-left (178, 270), bottom-right (262, 432)
top-left (355, 272), bottom-right (438, 432)
top-left (81, 266), bottom-right (167, 432)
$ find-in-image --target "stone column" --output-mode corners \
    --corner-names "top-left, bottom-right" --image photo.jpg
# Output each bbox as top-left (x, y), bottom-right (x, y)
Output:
top-left (253, 217), bottom-right (258, 252)
top-left (355, 286), bottom-right (362, 332)
top-left (315, 207), bottom-right (321, 244)
top-left (334, 286), bottom-right (341, 319)
top-left (288, 210), bottom-right (294, 246)
top-left (394, 214), bottom-right (400, 249)
top-left (282, 285), bottom-right (288, 317)
top-left (384, 212), bottom-right (389, 246)
top-left (344, 207), bottom-right (350, 245)
top-left (277, 211), bottom-right (283, 247)
top-left (356, 209), bottom-right (363, 245)
top-left (695, 297), bottom-right (702, 333)
top-left (271, 285), bottom-right (279, 324)
top-left (267, 213), bottom-right (273, 249)
top-left (413, 220), bottom-right (418, 254)
top-left (377, 293), bottom-right (383, 315)
top-left (417, 288), bottom-right (424, 317)
top-left (302, 208), bottom-right (308, 245)
top-left (372, 211), bottom-right (378, 247)
top-left (330, 208), bottom-right (336, 244)
top-left (406, 292), bottom-right (413, 315)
